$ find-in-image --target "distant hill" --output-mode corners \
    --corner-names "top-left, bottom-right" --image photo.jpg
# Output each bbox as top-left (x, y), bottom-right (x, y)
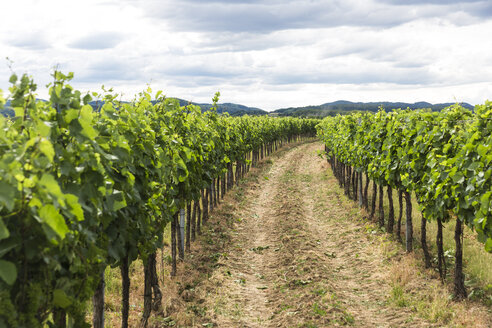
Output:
top-left (86, 98), bottom-right (267, 116)
top-left (1, 98), bottom-right (267, 117)
top-left (1, 99), bottom-right (475, 118)
top-left (272, 101), bottom-right (474, 117)
top-left (172, 99), bottom-right (267, 116)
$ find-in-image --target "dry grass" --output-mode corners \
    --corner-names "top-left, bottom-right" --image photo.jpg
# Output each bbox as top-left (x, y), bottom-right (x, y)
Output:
top-left (388, 255), bottom-right (416, 288)
top-left (361, 173), bottom-right (492, 297)
top-left (384, 253), bottom-right (492, 327)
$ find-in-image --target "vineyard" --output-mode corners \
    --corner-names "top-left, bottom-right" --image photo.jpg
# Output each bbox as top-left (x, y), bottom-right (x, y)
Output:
top-left (317, 104), bottom-right (492, 299)
top-left (0, 72), bottom-right (318, 327)
top-left (0, 72), bottom-right (491, 328)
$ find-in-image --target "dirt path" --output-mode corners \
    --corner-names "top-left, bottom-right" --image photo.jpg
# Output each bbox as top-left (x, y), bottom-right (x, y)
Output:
top-left (162, 142), bottom-right (489, 328)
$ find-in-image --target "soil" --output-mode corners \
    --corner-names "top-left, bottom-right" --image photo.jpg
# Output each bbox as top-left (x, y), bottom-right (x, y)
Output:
top-left (146, 141), bottom-right (491, 328)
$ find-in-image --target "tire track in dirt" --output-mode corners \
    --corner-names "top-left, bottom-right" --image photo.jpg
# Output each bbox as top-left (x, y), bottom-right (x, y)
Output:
top-left (200, 145), bottom-right (302, 327)
top-left (186, 142), bottom-right (313, 327)
top-left (295, 143), bottom-right (432, 327)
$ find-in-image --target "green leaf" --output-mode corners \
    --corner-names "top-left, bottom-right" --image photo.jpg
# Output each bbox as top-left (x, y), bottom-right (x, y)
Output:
top-left (451, 171), bottom-right (464, 184)
top-left (82, 94), bottom-right (92, 105)
top-left (477, 144), bottom-right (488, 158)
top-left (36, 120), bottom-right (52, 137)
top-left (480, 191), bottom-right (491, 210)
top-left (65, 194), bottom-right (84, 222)
top-left (0, 219), bottom-right (9, 241)
top-left (101, 188), bottom-right (125, 212)
top-left (14, 107), bottom-right (24, 118)
top-left (9, 74), bottom-right (17, 84)
top-left (175, 156), bottom-right (187, 171)
top-left (485, 238), bottom-right (492, 253)
top-left (39, 204), bottom-right (69, 239)
top-left (0, 259), bottom-right (17, 285)
top-left (78, 105), bottom-right (98, 139)
top-left (29, 196), bottom-right (42, 208)
top-left (0, 181), bottom-right (16, 211)
top-left (110, 191), bottom-right (127, 212)
top-left (38, 174), bottom-right (65, 207)
top-left (64, 108), bottom-right (79, 123)
top-left (113, 199), bottom-right (126, 212)
top-left (53, 289), bottom-right (72, 308)
top-left (0, 240), bottom-right (18, 258)
top-left (39, 138), bottom-right (55, 162)
top-left (443, 143), bottom-right (452, 154)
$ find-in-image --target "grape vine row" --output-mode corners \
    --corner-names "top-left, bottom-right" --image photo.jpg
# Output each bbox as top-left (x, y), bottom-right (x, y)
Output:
top-left (317, 103), bottom-right (491, 300)
top-left (0, 72), bottom-right (319, 327)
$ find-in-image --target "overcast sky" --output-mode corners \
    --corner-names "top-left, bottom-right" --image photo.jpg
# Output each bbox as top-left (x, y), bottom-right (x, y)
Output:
top-left (1, 0), bottom-right (491, 110)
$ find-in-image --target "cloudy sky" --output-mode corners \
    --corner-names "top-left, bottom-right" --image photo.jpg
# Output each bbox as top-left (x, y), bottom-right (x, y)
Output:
top-left (1, 0), bottom-right (491, 110)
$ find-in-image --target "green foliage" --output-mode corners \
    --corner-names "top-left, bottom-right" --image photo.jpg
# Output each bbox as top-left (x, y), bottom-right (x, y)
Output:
top-left (0, 71), bottom-right (319, 326)
top-left (317, 103), bottom-right (492, 251)
top-left (274, 100), bottom-right (474, 118)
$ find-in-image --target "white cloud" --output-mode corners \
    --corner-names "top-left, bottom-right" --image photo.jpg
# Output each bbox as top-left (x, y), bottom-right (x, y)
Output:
top-left (69, 32), bottom-right (124, 50)
top-left (0, 0), bottom-right (491, 110)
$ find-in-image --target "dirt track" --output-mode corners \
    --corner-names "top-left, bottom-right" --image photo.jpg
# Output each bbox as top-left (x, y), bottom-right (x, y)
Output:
top-left (162, 142), bottom-right (490, 328)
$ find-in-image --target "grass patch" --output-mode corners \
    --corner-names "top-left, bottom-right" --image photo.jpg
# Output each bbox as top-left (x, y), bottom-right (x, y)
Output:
top-left (390, 284), bottom-right (409, 307)
top-left (312, 302), bottom-right (326, 316)
top-left (416, 287), bottom-right (453, 324)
